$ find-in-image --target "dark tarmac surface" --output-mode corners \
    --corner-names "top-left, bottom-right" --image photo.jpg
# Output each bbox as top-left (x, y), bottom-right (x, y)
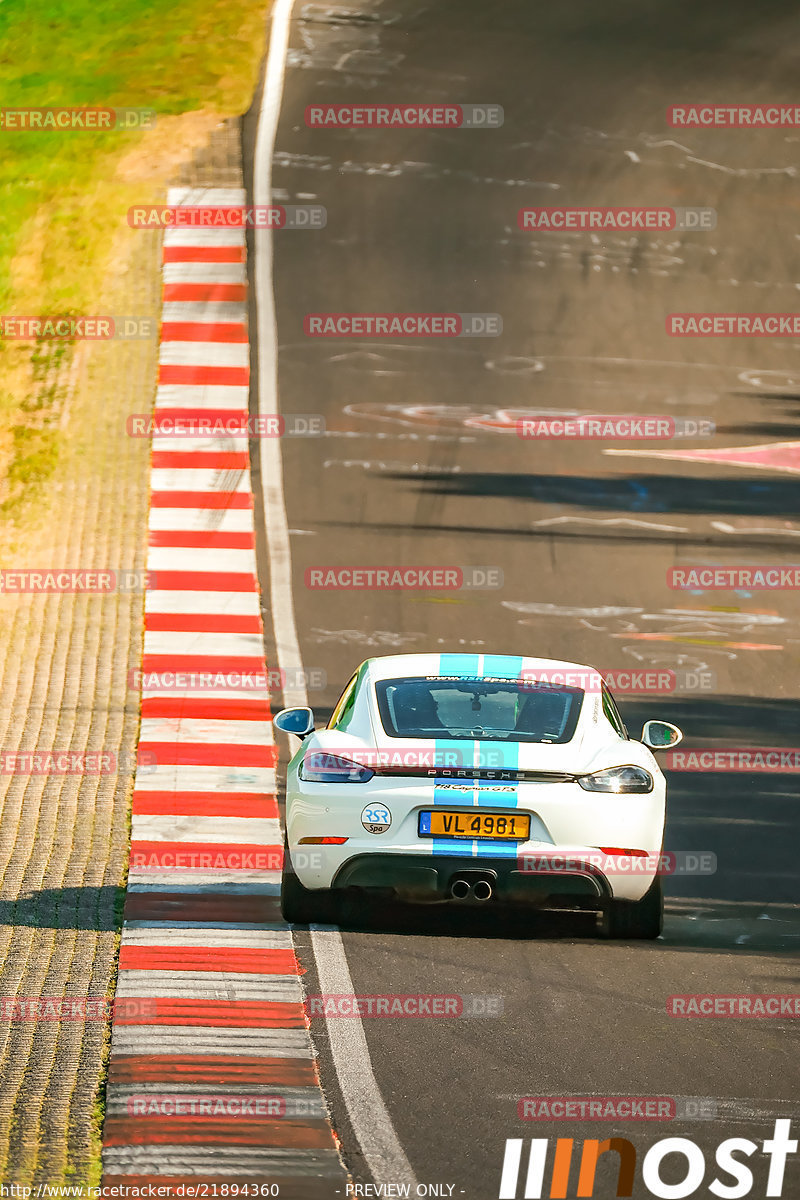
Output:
top-left (247, 2), bottom-right (800, 1194)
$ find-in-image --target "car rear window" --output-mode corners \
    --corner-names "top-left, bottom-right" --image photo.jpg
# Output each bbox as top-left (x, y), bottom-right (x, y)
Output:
top-left (374, 676), bottom-right (583, 744)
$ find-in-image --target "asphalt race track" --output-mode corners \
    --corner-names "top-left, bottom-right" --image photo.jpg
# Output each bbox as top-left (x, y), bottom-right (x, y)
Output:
top-left (245, 2), bottom-right (800, 1195)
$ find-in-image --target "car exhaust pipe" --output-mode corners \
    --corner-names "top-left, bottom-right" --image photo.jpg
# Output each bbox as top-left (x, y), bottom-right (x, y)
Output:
top-left (450, 878), bottom-right (471, 900)
top-left (472, 879), bottom-right (493, 902)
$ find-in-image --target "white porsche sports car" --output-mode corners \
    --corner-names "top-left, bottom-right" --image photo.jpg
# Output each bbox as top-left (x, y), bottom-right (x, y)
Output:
top-left (274, 653), bottom-right (682, 938)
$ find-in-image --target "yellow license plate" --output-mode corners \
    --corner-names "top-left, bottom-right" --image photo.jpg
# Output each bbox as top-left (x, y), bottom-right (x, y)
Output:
top-left (419, 810), bottom-right (530, 840)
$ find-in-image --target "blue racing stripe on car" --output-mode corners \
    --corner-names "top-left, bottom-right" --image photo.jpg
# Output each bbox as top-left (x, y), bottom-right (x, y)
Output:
top-left (481, 655), bottom-right (524, 679)
top-left (476, 740), bottom-right (520, 775)
top-left (438, 653), bottom-right (482, 678)
top-left (424, 662), bottom-right (530, 861)
top-left (475, 740), bottom-right (520, 856)
top-left (431, 736), bottom-right (472, 856)
top-left (428, 740), bottom-right (523, 858)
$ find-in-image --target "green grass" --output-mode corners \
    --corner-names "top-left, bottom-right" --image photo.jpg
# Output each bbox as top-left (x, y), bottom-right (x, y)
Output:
top-left (0, 0), bottom-right (269, 1176)
top-left (0, 0), bottom-right (268, 310)
top-left (0, 0), bottom-right (269, 513)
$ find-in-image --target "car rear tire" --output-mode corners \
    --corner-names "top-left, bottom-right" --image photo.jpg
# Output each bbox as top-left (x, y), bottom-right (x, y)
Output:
top-left (280, 839), bottom-right (338, 924)
top-left (602, 876), bottom-right (663, 940)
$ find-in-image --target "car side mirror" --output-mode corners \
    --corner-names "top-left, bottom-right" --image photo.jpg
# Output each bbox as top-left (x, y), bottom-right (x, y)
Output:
top-left (641, 720), bottom-right (683, 750)
top-left (273, 706), bottom-right (315, 738)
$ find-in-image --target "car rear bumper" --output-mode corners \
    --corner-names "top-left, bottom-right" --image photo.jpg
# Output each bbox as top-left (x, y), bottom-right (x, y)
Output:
top-left (330, 852), bottom-right (614, 907)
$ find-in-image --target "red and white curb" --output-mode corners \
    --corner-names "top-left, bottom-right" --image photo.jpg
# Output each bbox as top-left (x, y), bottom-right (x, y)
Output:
top-left (101, 186), bottom-right (347, 1196)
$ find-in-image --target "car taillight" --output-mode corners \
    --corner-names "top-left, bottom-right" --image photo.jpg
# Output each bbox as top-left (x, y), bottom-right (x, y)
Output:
top-left (597, 847), bottom-right (649, 857)
top-left (299, 752), bottom-right (375, 783)
top-left (298, 837), bottom-right (349, 845)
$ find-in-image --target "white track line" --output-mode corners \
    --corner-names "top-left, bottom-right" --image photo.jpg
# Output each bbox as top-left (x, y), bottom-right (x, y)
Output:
top-left (254, 0), bottom-right (308, 709)
top-left (253, 0), bottom-right (418, 1188)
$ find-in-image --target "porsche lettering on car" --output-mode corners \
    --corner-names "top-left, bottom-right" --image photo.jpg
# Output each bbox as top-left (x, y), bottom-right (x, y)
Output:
top-left (274, 653), bottom-right (683, 938)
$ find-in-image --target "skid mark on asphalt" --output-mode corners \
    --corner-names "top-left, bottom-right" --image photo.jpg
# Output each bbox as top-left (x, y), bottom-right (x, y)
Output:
top-left (528, 514), bottom-right (800, 546)
top-left (531, 516), bottom-right (689, 532)
top-left (311, 627), bottom-right (422, 648)
top-left (273, 150), bottom-right (561, 189)
top-left (289, 1), bottom-right (406, 82)
top-left (665, 912), bottom-right (800, 952)
top-left (523, 123), bottom-right (800, 180)
top-left (504, 602), bottom-right (787, 638)
top-left (606, 439), bottom-right (800, 474)
top-left (711, 520), bottom-right (800, 538)
top-left (613, 633), bottom-right (783, 651)
top-left (495, 1093), bottom-right (798, 1127)
top-left (504, 603), bottom-right (792, 665)
top-left (323, 459), bottom-right (463, 473)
